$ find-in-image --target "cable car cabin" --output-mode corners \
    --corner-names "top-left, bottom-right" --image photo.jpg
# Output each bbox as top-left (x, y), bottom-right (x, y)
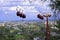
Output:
top-left (19, 13), bottom-right (26, 18)
top-left (22, 14), bottom-right (26, 18)
top-left (16, 11), bottom-right (20, 16)
top-left (16, 11), bottom-right (23, 16)
top-left (16, 11), bottom-right (24, 17)
top-left (37, 14), bottom-right (44, 20)
top-left (19, 13), bottom-right (23, 17)
top-left (16, 11), bottom-right (26, 18)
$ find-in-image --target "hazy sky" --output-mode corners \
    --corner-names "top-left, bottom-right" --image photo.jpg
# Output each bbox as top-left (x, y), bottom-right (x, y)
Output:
top-left (0, 0), bottom-right (54, 21)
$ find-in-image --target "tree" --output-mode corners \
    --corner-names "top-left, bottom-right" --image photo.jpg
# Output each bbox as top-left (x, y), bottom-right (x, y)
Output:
top-left (50, 0), bottom-right (60, 11)
top-left (0, 26), bottom-right (18, 40)
top-left (49, 0), bottom-right (60, 21)
top-left (56, 19), bottom-right (60, 32)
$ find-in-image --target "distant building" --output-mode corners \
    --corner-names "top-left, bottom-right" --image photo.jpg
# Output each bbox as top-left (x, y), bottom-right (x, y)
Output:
top-left (0, 23), bottom-right (5, 26)
top-left (44, 21), bottom-right (57, 25)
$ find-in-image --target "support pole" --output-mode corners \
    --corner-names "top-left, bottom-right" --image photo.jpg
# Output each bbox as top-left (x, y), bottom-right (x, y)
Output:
top-left (45, 16), bottom-right (50, 40)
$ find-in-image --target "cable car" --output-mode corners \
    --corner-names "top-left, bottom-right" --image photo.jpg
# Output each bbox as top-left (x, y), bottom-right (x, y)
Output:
top-left (22, 14), bottom-right (26, 18)
top-left (16, 11), bottom-right (20, 16)
top-left (16, 9), bottom-right (26, 18)
top-left (37, 14), bottom-right (44, 20)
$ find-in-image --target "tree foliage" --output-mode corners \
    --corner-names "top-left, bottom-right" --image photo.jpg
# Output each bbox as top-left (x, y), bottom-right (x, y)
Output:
top-left (56, 19), bottom-right (60, 28)
top-left (50, 0), bottom-right (60, 11)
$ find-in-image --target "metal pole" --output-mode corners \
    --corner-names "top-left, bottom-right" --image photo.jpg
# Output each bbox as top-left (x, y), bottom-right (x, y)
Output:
top-left (45, 16), bottom-right (50, 40)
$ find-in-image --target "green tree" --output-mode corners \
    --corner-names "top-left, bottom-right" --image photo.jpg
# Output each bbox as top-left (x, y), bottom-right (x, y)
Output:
top-left (56, 19), bottom-right (60, 33)
top-left (0, 26), bottom-right (18, 40)
top-left (49, 0), bottom-right (60, 23)
top-left (50, 0), bottom-right (60, 11)
top-left (56, 20), bottom-right (60, 28)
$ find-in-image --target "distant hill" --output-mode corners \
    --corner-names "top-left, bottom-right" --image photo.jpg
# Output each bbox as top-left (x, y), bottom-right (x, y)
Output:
top-left (0, 19), bottom-right (54, 23)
